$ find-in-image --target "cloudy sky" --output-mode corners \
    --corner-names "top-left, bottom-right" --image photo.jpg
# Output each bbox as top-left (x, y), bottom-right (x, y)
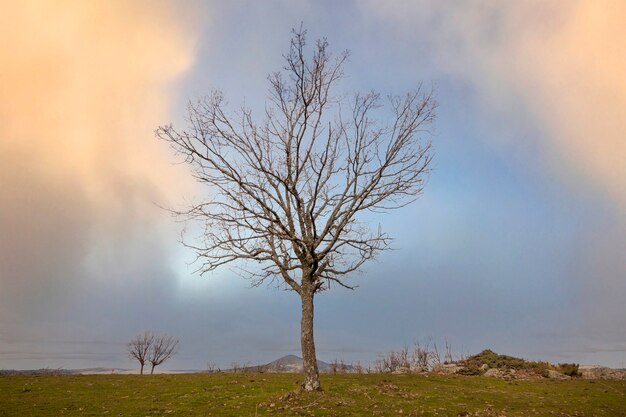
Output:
top-left (1, 0), bottom-right (625, 370)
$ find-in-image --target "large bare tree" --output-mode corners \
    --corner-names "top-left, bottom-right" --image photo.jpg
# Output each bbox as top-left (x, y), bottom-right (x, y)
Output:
top-left (157, 29), bottom-right (436, 391)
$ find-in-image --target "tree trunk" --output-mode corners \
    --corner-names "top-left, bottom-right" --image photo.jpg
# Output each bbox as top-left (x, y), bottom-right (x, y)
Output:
top-left (150, 364), bottom-right (155, 375)
top-left (300, 290), bottom-right (321, 391)
top-left (140, 363), bottom-right (144, 375)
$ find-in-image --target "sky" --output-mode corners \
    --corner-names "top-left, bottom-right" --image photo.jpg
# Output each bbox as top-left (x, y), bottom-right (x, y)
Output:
top-left (1, 0), bottom-right (625, 370)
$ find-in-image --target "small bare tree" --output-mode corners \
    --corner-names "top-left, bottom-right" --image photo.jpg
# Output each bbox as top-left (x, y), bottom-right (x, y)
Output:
top-left (414, 340), bottom-right (433, 370)
top-left (128, 331), bottom-right (154, 375)
top-left (444, 338), bottom-right (454, 364)
top-left (157, 28), bottom-right (436, 391)
top-left (330, 358), bottom-right (350, 373)
top-left (148, 333), bottom-right (179, 374)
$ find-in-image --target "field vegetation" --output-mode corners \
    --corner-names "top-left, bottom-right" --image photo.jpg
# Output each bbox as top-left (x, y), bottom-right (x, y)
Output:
top-left (1, 372), bottom-right (625, 416)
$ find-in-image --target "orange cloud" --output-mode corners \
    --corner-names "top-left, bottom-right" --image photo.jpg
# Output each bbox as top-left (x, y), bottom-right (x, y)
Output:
top-left (0, 0), bottom-right (197, 211)
top-left (0, 0), bottom-right (199, 310)
top-left (514, 1), bottom-right (626, 214)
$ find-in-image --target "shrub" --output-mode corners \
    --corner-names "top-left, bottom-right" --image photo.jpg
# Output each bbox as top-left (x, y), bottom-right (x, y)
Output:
top-left (456, 366), bottom-right (482, 376)
top-left (558, 363), bottom-right (581, 377)
top-left (461, 350), bottom-right (557, 377)
top-left (463, 350), bottom-right (527, 369)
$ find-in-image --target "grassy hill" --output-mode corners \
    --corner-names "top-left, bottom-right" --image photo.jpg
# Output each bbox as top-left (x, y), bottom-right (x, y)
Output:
top-left (1, 372), bottom-right (625, 416)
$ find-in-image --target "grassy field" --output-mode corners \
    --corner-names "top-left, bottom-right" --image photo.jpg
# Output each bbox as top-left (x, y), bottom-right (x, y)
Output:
top-left (1, 372), bottom-right (625, 416)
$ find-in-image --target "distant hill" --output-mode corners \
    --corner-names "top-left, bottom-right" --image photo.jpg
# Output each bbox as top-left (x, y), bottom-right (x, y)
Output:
top-left (0, 368), bottom-right (201, 375)
top-left (238, 355), bottom-right (353, 373)
top-left (268, 354), bottom-right (332, 372)
top-left (0, 368), bottom-right (78, 375)
top-left (0, 356), bottom-right (347, 375)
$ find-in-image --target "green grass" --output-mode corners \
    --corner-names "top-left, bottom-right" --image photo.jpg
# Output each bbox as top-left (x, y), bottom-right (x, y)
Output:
top-left (1, 372), bottom-right (625, 416)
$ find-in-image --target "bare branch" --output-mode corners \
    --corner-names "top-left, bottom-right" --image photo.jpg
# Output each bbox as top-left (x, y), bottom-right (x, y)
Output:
top-left (156, 29), bottom-right (435, 295)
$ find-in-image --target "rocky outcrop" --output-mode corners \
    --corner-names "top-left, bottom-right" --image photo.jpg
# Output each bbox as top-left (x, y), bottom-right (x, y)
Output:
top-left (432, 363), bottom-right (465, 375)
top-left (546, 369), bottom-right (571, 380)
top-left (483, 368), bottom-right (506, 378)
top-left (579, 366), bottom-right (626, 380)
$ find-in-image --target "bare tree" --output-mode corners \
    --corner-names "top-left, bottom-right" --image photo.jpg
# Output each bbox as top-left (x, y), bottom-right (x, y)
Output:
top-left (444, 338), bottom-right (454, 364)
top-left (330, 358), bottom-right (350, 373)
top-left (157, 28), bottom-right (436, 391)
top-left (128, 331), bottom-right (154, 375)
top-left (148, 333), bottom-right (179, 374)
top-left (414, 340), bottom-right (433, 370)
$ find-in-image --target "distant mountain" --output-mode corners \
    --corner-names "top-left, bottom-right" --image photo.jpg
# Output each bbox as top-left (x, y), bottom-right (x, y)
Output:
top-left (267, 354), bottom-right (331, 372)
top-left (239, 355), bottom-right (352, 373)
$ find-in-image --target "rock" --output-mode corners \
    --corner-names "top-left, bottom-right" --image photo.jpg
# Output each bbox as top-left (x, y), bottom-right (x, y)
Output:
top-left (546, 369), bottom-right (571, 380)
top-left (482, 368), bottom-right (515, 380)
top-left (484, 368), bottom-right (505, 378)
top-left (410, 365), bottom-right (429, 373)
top-left (579, 366), bottom-right (626, 380)
top-left (432, 363), bottom-right (464, 375)
top-left (479, 364), bottom-right (489, 372)
top-left (392, 367), bottom-right (411, 374)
